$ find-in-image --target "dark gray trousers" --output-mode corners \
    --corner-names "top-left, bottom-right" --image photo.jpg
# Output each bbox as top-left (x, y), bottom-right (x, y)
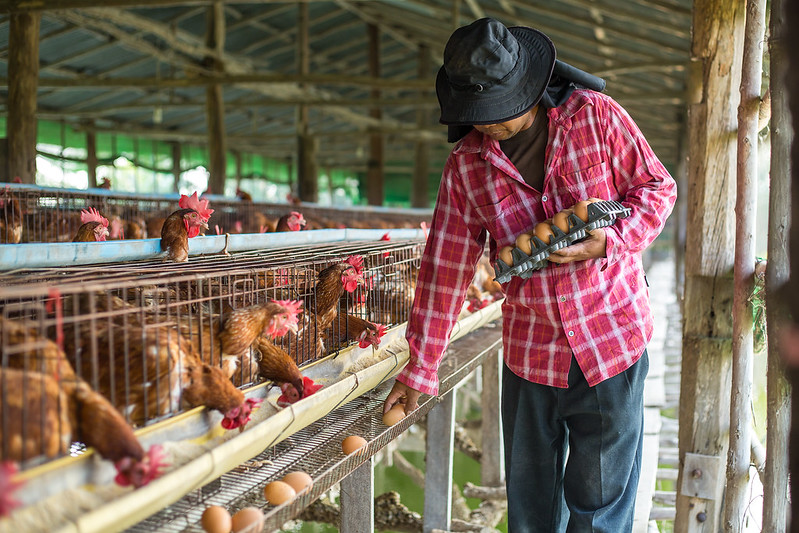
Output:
top-left (502, 351), bottom-right (648, 532)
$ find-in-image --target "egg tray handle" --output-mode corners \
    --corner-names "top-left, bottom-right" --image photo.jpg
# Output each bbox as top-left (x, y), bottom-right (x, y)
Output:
top-left (492, 200), bottom-right (631, 283)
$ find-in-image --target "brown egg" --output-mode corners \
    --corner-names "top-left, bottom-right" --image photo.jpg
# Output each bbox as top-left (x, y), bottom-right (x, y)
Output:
top-left (231, 507), bottom-right (264, 533)
top-left (515, 232), bottom-right (534, 255)
top-left (533, 221), bottom-right (554, 245)
top-left (498, 245), bottom-right (514, 266)
top-left (201, 505), bottom-right (232, 533)
top-left (282, 471), bottom-right (313, 494)
top-left (573, 200), bottom-right (592, 222)
top-left (552, 210), bottom-right (572, 233)
top-left (382, 406), bottom-right (406, 426)
top-left (263, 480), bottom-right (297, 505)
top-left (342, 435), bottom-right (367, 454)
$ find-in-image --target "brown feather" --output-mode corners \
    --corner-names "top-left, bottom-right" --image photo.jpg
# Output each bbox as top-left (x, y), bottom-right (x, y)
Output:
top-left (160, 208), bottom-right (191, 262)
top-left (252, 337), bottom-right (303, 394)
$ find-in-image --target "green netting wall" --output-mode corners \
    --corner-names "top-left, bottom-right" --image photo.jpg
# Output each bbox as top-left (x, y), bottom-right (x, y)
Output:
top-left (0, 117), bottom-right (440, 207)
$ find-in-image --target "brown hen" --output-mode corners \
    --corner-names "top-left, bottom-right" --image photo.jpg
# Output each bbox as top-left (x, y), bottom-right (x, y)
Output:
top-left (0, 320), bottom-right (165, 488)
top-left (0, 188), bottom-right (22, 244)
top-left (161, 192), bottom-right (213, 262)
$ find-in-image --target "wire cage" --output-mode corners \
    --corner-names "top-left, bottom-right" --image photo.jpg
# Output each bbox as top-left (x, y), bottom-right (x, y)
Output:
top-left (0, 237), bottom-right (424, 472)
top-left (0, 184), bottom-right (432, 243)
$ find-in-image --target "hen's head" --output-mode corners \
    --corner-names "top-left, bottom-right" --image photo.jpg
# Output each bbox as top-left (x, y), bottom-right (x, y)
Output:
top-left (179, 192), bottom-right (213, 222)
top-left (341, 255), bottom-right (365, 292)
top-left (287, 211), bottom-right (306, 231)
top-left (221, 398), bottom-right (262, 430)
top-left (0, 462), bottom-right (23, 517)
top-left (265, 300), bottom-right (303, 337)
top-left (358, 323), bottom-right (387, 349)
top-left (80, 208), bottom-right (110, 241)
top-left (182, 210), bottom-right (209, 238)
top-left (277, 376), bottom-right (323, 407)
top-left (114, 445), bottom-right (168, 489)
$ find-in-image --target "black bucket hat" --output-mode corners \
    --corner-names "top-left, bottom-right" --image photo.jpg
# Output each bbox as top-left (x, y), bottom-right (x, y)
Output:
top-left (436, 18), bottom-right (556, 126)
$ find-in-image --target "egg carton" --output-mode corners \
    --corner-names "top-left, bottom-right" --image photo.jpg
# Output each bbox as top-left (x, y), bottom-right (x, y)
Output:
top-left (493, 200), bottom-right (631, 283)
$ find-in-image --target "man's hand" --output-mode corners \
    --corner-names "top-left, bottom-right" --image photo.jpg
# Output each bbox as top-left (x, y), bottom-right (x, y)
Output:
top-left (547, 228), bottom-right (606, 264)
top-left (383, 380), bottom-right (422, 416)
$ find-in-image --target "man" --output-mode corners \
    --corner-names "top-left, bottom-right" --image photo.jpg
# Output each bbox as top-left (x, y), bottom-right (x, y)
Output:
top-left (383, 18), bottom-right (677, 533)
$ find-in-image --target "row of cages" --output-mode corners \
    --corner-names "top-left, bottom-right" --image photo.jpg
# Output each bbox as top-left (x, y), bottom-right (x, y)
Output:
top-left (0, 184), bottom-right (433, 243)
top-left (0, 238), bottom-right (423, 473)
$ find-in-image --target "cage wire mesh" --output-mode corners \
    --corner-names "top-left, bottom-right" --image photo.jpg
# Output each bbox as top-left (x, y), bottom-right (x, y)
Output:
top-left (125, 380), bottom-right (417, 532)
top-left (0, 185), bottom-right (431, 243)
top-left (0, 238), bottom-right (424, 474)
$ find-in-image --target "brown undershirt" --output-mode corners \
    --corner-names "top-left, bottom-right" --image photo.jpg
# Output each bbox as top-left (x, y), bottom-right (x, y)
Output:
top-left (499, 107), bottom-right (548, 192)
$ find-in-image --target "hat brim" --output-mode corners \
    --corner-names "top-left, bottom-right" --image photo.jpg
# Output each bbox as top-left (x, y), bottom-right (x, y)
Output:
top-left (436, 27), bottom-right (556, 126)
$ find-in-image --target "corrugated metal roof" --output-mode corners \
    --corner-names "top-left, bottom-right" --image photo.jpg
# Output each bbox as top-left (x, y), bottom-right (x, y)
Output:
top-left (0, 0), bottom-right (692, 174)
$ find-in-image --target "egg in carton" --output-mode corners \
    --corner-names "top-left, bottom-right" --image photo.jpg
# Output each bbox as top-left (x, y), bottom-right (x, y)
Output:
top-left (493, 200), bottom-right (631, 283)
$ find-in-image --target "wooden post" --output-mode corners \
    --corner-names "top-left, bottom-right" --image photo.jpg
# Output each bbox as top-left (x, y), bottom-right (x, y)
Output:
top-left (675, 0), bottom-right (745, 531)
top-left (7, 12), bottom-right (41, 184)
top-left (233, 150), bottom-right (242, 188)
top-left (171, 141), bottom-right (181, 192)
top-left (480, 348), bottom-right (503, 487)
top-left (424, 389), bottom-right (456, 533)
top-left (86, 126), bottom-right (98, 189)
top-left (412, 44), bottom-right (431, 209)
top-left (204, 1), bottom-right (227, 195)
top-left (366, 24), bottom-right (384, 206)
top-left (296, 2), bottom-right (318, 202)
top-left (673, 131), bottom-right (688, 302)
top-left (762, 0), bottom-right (791, 530)
top-left (340, 457), bottom-right (374, 533)
top-left (787, 1), bottom-right (799, 530)
top-left (725, 0), bottom-right (765, 529)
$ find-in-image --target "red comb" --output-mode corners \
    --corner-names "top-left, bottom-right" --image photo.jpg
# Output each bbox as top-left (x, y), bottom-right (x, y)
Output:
top-left (179, 191), bottom-right (214, 222)
top-left (80, 207), bottom-right (109, 227)
top-left (345, 255), bottom-right (364, 274)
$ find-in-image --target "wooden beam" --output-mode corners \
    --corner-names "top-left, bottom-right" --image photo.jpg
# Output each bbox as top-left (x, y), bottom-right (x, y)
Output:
top-left (762, 0), bottom-right (791, 530)
top-left (296, 2), bottom-right (317, 203)
top-left (366, 23), bottom-right (383, 207)
top-left (675, 0), bottom-right (745, 530)
top-left (412, 43), bottom-right (430, 209)
top-left (9, 72), bottom-right (432, 91)
top-left (6, 11), bottom-right (40, 184)
top-left (204, 1), bottom-right (226, 195)
top-left (725, 0), bottom-right (765, 529)
top-left (85, 125), bottom-right (97, 188)
top-left (170, 141), bottom-right (181, 192)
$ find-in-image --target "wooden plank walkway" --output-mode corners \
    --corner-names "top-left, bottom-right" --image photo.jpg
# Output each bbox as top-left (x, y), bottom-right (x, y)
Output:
top-left (634, 255), bottom-right (681, 532)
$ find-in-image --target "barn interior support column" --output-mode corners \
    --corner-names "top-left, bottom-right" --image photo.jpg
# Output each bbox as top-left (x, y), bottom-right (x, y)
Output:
top-left (675, 0), bottom-right (745, 530)
top-left (171, 142), bottom-right (181, 193)
top-left (296, 2), bottom-right (318, 202)
top-left (85, 126), bottom-right (98, 189)
top-left (412, 44), bottom-right (431, 208)
top-left (204, 1), bottom-right (227, 195)
top-left (7, 12), bottom-right (41, 184)
top-left (763, 0), bottom-right (791, 530)
top-left (366, 24), bottom-right (384, 206)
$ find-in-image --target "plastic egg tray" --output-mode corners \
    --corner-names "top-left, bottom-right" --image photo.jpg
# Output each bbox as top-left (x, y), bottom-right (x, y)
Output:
top-left (492, 200), bottom-right (631, 283)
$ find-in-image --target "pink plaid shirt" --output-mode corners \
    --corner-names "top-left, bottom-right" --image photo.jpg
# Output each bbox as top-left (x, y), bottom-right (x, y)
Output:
top-left (397, 90), bottom-right (677, 395)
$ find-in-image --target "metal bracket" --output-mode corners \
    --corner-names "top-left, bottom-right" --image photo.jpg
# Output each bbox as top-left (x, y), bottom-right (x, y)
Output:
top-left (680, 452), bottom-right (722, 500)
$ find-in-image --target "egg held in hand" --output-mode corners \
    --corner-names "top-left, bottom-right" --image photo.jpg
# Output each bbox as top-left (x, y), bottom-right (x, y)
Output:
top-left (382, 405), bottom-right (406, 426)
top-left (498, 245), bottom-right (515, 266)
top-left (533, 221), bottom-right (554, 245)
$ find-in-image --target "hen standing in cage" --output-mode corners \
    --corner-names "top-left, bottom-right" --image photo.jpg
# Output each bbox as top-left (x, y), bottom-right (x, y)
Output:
top-left (0, 318), bottom-right (166, 491)
top-left (58, 296), bottom-right (259, 431)
top-left (161, 192), bottom-right (213, 262)
top-left (0, 187), bottom-right (23, 244)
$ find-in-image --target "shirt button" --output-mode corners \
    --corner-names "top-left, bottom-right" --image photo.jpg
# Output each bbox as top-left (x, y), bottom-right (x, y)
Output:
top-left (542, 195), bottom-right (548, 201)
top-left (559, 296), bottom-right (566, 302)
top-left (568, 330), bottom-right (575, 337)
